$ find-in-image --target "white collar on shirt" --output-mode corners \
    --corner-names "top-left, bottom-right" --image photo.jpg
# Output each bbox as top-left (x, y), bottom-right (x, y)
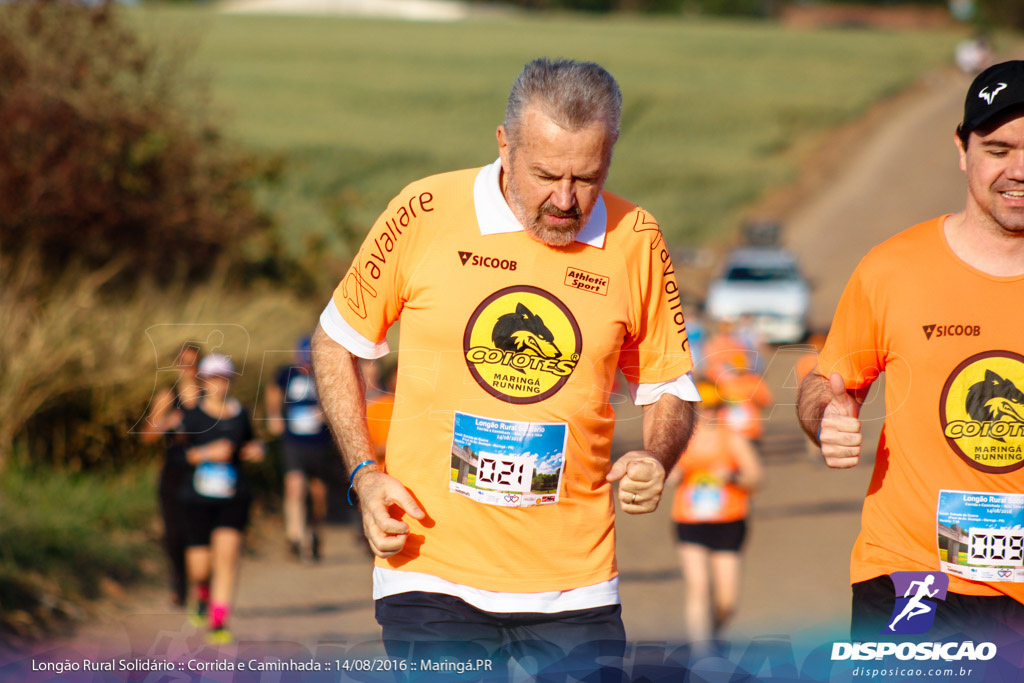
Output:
top-left (472, 158), bottom-right (607, 249)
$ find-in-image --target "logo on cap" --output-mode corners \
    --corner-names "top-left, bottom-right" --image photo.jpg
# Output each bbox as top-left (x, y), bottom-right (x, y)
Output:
top-left (979, 83), bottom-right (1008, 105)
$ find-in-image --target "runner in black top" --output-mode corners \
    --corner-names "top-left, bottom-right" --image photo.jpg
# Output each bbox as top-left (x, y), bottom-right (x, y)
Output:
top-left (179, 353), bottom-right (263, 645)
top-left (139, 344), bottom-right (203, 607)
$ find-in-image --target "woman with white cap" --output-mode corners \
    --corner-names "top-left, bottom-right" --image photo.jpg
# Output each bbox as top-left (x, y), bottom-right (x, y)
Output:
top-left (178, 353), bottom-right (263, 644)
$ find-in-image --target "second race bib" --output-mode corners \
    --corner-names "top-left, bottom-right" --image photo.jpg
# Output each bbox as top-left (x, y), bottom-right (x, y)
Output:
top-left (938, 489), bottom-right (1024, 582)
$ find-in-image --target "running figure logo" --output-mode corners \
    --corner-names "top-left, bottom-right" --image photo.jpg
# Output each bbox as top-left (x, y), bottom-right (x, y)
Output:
top-left (884, 571), bottom-right (949, 635)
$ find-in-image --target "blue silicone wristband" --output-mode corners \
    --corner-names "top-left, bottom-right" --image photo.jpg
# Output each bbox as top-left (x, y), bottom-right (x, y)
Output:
top-left (347, 459), bottom-right (378, 505)
top-left (349, 459), bottom-right (377, 484)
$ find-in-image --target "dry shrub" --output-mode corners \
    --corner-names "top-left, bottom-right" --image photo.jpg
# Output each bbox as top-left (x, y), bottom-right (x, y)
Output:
top-left (0, 1), bottom-right (333, 470)
top-left (977, 0), bottom-right (1024, 30)
top-left (0, 251), bottom-right (322, 470)
top-left (0, 0), bottom-right (276, 283)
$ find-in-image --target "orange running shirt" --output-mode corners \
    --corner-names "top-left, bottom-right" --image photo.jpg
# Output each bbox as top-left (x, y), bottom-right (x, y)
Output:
top-left (795, 352), bottom-right (818, 384)
top-left (326, 162), bottom-right (693, 593)
top-left (671, 422), bottom-right (750, 524)
top-left (818, 216), bottom-right (1024, 601)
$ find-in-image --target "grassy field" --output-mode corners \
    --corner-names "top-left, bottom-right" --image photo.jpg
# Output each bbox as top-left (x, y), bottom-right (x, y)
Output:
top-left (133, 8), bottom-right (965, 256)
top-left (0, 462), bottom-right (158, 635)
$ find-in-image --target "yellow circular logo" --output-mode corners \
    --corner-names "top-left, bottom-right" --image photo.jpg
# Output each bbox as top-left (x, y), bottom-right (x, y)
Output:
top-left (463, 286), bottom-right (582, 404)
top-left (940, 351), bottom-right (1024, 473)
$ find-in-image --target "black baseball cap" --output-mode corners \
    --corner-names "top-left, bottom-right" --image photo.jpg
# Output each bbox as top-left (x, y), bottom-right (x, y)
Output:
top-left (959, 60), bottom-right (1024, 138)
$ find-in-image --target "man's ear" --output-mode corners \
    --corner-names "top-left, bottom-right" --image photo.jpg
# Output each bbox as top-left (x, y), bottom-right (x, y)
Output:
top-left (497, 125), bottom-right (511, 173)
top-left (955, 130), bottom-right (968, 173)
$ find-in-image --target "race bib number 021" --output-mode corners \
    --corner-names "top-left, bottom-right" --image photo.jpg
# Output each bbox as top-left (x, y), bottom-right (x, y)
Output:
top-left (449, 411), bottom-right (567, 508)
top-left (937, 489), bottom-right (1024, 582)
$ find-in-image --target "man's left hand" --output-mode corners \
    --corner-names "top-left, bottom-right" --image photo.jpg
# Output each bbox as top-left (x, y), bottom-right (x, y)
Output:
top-left (606, 452), bottom-right (666, 514)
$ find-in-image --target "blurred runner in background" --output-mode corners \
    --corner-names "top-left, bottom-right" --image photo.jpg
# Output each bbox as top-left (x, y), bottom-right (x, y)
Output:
top-left (735, 313), bottom-right (767, 375)
top-left (715, 349), bottom-right (774, 454)
top-left (365, 360), bottom-right (397, 464)
top-left (684, 304), bottom-right (707, 377)
top-left (954, 33), bottom-right (993, 76)
top-left (704, 318), bottom-right (765, 383)
top-left (266, 336), bottom-right (333, 562)
top-left (140, 344), bottom-right (203, 608)
top-left (669, 391), bottom-right (763, 643)
top-left (180, 353), bottom-right (263, 644)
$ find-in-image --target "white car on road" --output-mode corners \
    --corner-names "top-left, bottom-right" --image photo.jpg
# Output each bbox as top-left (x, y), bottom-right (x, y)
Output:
top-left (705, 247), bottom-right (810, 344)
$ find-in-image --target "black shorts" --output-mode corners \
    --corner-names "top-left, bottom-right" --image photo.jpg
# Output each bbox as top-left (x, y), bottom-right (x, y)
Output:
top-left (852, 574), bottom-right (1024, 641)
top-left (182, 497), bottom-right (251, 547)
top-left (674, 520), bottom-right (747, 552)
top-left (282, 439), bottom-right (333, 481)
top-left (375, 591), bottom-right (625, 680)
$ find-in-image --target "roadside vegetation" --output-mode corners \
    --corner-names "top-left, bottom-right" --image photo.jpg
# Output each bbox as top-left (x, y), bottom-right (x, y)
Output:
top-left (0, 1), bottom-right (313, 635)
top-left (0, 463), bottom-right (156, 637)
top-left (0, 0), bottom-right (976, 637)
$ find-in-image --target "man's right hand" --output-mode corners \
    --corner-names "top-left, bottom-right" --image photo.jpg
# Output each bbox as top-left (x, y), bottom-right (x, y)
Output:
top-left (819, 372), bottom-right (862, 469)
top-left (354, 469), bottom-right (425, 558)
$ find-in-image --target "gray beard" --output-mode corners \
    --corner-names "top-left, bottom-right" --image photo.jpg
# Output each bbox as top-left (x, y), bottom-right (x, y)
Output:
top-left (506, 177), bottom-right (584, 247)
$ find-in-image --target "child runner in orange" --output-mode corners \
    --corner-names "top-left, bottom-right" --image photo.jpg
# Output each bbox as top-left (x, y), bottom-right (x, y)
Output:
top-left (669, 392), bottom-right (763, 642)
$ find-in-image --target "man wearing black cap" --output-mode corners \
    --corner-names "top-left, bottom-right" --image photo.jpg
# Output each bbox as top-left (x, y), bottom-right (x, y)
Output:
top-left (797, 61), bottom-right (1024, 640)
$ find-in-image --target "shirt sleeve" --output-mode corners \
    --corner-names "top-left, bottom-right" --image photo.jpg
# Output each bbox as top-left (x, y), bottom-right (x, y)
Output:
top-left (816, 261), bottom-right (885, 391)
top-left (629, 372), bottom-right (701, 406)
top-left (323, 183), bottom-right (432, 356)
top-left (617, 212), bottom-right (695, 386)
top-left (319, 299), bottom-right (390, 359)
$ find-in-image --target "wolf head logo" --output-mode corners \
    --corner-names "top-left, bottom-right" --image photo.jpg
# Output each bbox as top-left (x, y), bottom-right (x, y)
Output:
top-left (966, 370), bottom-right (1024, 441)
top-left (492, 303), bottom-right (562, 362)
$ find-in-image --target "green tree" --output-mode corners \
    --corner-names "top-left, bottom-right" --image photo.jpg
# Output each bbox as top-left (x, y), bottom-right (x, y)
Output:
top-left (0, 1), bottom-right (312, 470)
top-left (975, 0), bottom-right (1024, 30)
top-left (0, 0), bottom-right (274, 284)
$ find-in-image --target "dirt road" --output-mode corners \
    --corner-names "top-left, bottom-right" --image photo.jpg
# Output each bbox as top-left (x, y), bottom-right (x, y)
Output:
top-left (787, 67), bottom-right (971, 332)
top-left (3, 65), bottom-right (982, 680)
